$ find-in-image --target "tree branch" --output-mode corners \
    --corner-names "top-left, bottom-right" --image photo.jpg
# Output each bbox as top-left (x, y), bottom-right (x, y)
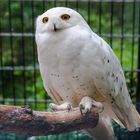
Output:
top-left (0, 105), bottom-right (99, 136)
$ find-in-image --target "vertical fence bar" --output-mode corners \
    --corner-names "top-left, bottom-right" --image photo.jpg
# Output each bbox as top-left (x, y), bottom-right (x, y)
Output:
top-left (20, 1), bottom-right (26, 105)
top-left (76, 0), bottom-right (79, 11)
top-left (87, 0), bottom-right (90, 26)
top-left (8, 0), bottom-right (16, 105)
top-left (0, 6), bottom-right (5, 104)
top-left (120, 1), bottom-right (124, 66)
top-left (54, 0), bottom-right (57, 7)
top-left (131, 1), bottom-right (136, 70)
top-left (65, 0), bottom-right (68, 7)
top-left (130, 1), bottom-right (136, 97)
top-left (42, 0), bottom-right (46, 13)
top-left (110, 1), bottom-right (113, 48)
top-left (137, 2), bottom-right (140, 111)
top-left (31, 0), bottom-right (37, 110)
top-left (98, 0), bottom-right (102, 35)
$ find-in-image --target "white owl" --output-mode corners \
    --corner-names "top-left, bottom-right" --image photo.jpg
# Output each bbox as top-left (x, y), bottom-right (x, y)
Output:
top-left (35, 7), bottom-right (140, 140)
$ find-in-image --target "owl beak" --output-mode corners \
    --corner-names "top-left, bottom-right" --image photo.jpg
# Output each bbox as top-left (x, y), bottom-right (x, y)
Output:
top-left (53, 24), bottom-right (57, 32)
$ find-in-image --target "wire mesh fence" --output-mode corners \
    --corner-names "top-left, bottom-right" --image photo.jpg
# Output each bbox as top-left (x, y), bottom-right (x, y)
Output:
top-left (0, 0), bottom-right (140, 140)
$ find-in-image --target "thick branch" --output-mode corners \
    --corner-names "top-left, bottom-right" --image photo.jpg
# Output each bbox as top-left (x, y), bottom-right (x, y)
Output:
top-left (0, 105), bottom-right (99, 136)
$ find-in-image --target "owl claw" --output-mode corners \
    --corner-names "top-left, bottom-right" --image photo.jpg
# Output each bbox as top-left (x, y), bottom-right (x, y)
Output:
top-left (67, 103), bottom-right (72, 111)
top-left (49, 102), bottom-right (72, 112)
top-left (80, 104), bottom-right (85, 114)
top-left (79, 96), bottom-right (104, 115)
top-left (49, 103), bottom-right (57, 111)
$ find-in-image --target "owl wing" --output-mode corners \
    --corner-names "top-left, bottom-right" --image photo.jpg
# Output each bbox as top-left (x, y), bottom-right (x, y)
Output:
top-left (87, 32), bottom-right (140, 131)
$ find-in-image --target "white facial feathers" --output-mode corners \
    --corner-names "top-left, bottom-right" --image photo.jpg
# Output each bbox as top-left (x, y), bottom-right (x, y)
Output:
top-left (36, 7), bottom-right (89, 33)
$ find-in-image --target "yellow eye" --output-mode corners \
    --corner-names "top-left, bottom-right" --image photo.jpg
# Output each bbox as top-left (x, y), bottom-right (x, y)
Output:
top-left (61, 14), bottom-right (70, 20)
top-left (42, 17), bottom-right (49, 23)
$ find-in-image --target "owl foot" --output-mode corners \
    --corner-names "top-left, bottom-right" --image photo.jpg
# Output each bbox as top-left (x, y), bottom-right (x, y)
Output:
top-left (49, 102), bottom-right (72, 112)
top-left (79, 96), bottom-right (103, 115)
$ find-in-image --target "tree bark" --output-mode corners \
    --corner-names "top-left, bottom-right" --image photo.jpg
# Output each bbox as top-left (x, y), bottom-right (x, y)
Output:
top-left (0, 105), bottom-right (99, 136)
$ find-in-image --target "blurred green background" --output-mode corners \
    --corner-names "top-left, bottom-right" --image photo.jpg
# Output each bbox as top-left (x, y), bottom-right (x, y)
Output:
top-left (0, 0), bottom-right (140, 140)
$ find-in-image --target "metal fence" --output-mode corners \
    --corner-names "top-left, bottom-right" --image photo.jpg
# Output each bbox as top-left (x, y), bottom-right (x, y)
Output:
top-left (0, 0), bottom-right (140, 140)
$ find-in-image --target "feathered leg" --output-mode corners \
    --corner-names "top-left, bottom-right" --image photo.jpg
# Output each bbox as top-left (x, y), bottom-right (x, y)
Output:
top-left (86, 115), bottom-right (116, 140)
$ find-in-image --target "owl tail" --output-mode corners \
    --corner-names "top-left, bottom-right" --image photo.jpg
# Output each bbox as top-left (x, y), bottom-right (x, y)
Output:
top-left (111, 102), bottom-right (140, 131)
top-left (85, 115), bottom-right (117, 140)
top-left (125, 104), bottom-right (140, 131)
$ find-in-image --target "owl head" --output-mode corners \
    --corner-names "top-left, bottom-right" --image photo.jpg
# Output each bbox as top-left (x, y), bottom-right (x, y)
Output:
top-left (36, 7), bottom-right (89, 33)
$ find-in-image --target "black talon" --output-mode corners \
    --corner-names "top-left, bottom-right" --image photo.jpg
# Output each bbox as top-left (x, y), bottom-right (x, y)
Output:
top-left (92, 104), bottom-right (96, 108)
top-left (80, 104), bottom-right (84, 109)
top-left (67, 104), bottom-right (72, 112)
top-left (80, 104), bottom-right (85, 115)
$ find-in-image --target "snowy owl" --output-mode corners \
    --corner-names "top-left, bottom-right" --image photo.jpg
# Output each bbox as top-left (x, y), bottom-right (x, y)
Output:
top-left (35, 7), bottom-right (140, 140)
